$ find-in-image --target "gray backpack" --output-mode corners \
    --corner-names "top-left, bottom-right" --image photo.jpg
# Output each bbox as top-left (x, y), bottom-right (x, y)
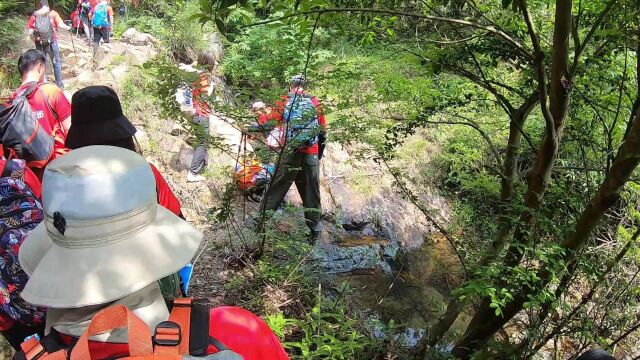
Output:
top-left (34, 12), bottom-right (53, 45)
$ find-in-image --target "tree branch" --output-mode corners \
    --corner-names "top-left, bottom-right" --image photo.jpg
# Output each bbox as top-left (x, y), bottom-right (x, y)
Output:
top-left (241, 7), bottom-right (530, 56)
top-left (569, 0), bottom-right (619, 77)
top-left (520, 0), bottom-right (555, 139)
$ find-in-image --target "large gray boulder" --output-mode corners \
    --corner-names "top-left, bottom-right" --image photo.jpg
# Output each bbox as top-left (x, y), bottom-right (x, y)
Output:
top-left (121, 28), bottom-right (157, 46)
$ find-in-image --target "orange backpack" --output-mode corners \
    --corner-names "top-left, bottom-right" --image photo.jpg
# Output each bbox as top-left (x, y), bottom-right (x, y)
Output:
top-left (234, 158), bottom-right (263, 192)
top-left (17, 299), bottom-right (242, 360)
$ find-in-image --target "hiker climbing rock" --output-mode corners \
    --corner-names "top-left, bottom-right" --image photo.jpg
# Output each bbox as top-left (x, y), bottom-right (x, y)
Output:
top-left (27, 0), bottom-right (71, 89)
top-left (260, 75), bottom-right (327, 242)
top-left (14, 146), bottom-right (290, 360)
top-left (89, 0), bottom-right (114, 64)
top-left (2, 50), bottom-right (71, 179)
top-left (187, 52), bottom-right (216, 183)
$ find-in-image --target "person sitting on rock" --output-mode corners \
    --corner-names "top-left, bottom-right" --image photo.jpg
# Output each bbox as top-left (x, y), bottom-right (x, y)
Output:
top-left (65, 85), bottom-right (183, 220)
top-left (27, 0), bottom-right (71, 89)
top-left (186, 51), bottom-right (216, 183)
top-left (15, 145), bottom-right (290, 360)
top-left (7, 49), bottom-right (71, 179)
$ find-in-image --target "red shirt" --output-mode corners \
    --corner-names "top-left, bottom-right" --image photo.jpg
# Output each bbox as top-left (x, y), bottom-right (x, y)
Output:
top-left (10, 82), bottom-right (71, 172)
top-left (27, 10), bottom-right (65, 43)
top-left (257, 109), bottom-right (280, 126)
top-left (192, 73), bottom-right (212, 116)
top-left (57, 306), bottom-right (289, 360)
top-left (149, 163), bottom-right (181, 216)
top-left (70, 9), bottom-right (79, 28)
top-left (274, 93), bottom-right (326, 154)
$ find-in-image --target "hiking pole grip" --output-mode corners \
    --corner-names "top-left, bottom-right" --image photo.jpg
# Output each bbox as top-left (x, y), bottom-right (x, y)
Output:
top-left (70, 305), bottom-right (153, 359)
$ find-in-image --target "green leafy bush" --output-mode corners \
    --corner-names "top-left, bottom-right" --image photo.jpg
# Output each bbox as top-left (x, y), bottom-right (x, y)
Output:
top-left (0, 16), bottom-right (25, 92)
top-left (113, 0), bottom-right (216, 63)
top-left (221, 25), bottom-right (334, 95)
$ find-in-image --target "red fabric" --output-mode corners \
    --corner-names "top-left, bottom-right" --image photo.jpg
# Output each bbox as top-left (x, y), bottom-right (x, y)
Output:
top-left (27, 10), bottom-right (65, 42)
top-left (0, 315), bottom-right (15, 331)
top-left (149, 163), bottom-right (181, 217)
top-left (257, 109), bottom-right (280, 126)
top-left (57, 307), bottom-right (289, 360)
top-left (192, 73), bottom-right (211, 116)
top-left (70, 9), bottom-right (79, 29)
top-left (10, 82), bottom-right (71, 171)
top-left (273, 93), bottom-right (326, 154)
top-left (0, 160), bottom-right (43, 200)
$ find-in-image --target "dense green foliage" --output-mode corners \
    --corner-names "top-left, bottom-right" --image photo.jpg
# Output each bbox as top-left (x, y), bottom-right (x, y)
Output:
top-left (201, 0), bottom-right (640, 358)
top-left (0, 14), bottom-right (24, 92)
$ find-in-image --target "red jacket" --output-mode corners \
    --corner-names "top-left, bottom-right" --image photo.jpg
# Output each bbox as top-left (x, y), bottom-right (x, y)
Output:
top-left (57, 306), bottom-right (289, 360)
top-left (149, 163), bottom-right (181, 217)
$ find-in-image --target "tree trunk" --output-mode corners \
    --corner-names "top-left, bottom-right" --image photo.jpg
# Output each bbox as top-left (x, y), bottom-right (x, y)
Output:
top-left (409, 95), bottom-right (539, 359)
top-left (452, 72), bottom-right (640, 359)
top-left (452, 0), bottom-right (574, 357)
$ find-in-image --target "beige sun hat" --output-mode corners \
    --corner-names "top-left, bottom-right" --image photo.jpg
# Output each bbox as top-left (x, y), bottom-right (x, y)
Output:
top-left (19, 145), bottom-right (203, 308)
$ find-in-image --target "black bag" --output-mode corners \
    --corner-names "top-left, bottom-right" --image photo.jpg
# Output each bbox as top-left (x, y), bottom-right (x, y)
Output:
top-left (34, 13), bottom-right (53, 45)
top-left (0, 82), bottom-right (55, 168)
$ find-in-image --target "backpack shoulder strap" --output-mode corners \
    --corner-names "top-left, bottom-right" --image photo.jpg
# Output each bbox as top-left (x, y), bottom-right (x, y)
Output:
top-left (158, 299), bottom-right (231, 356)
top-left (154, 298), bottom-right (192, 356)
top-left (17, 82), bottom-right (40, 100)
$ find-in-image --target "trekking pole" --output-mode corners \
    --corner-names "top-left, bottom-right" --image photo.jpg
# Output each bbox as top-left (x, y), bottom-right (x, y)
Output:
top-left (69, 29), bottom-right (81, 73)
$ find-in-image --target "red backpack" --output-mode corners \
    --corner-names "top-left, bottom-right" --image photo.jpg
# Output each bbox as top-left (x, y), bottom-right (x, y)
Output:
top-left (16, 299), bottom-right (241, 360)
top-left (15, 299), bottom-right (289, 360)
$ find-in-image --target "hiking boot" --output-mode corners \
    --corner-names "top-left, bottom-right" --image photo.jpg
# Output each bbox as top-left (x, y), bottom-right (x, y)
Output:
top-left (308, 231), bottom-right (321, 245)
top-left (187, 172), bottom-right (205, 183)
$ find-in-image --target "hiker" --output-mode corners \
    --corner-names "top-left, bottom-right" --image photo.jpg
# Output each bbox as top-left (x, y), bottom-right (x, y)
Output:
top-left (27, 0), bottom-right (71, 89)
top-left (187, 52), bottom-right (216, 183)
top-left (5, 49), bottom-right (71, 179)
top-left (118, 2), bottom-right (127, 17)
top-left (89, 0), bottom-right (114, 62)
top-left (65, 86), bottom-right (183, 219)
top-left (0, 102), bottom-right (45, 348)
top-left (260, 75), bottom-right (327, 242)
top-left (16, 146), bottom-right (289, 360)
top-left (78, 0), bottom-right (93, 44)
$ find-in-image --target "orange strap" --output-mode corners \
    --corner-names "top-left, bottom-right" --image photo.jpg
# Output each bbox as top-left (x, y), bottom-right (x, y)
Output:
top-left (21, 337), bottom-right (46, 360)
top-left (154, 298), bottom-right (192, 356)
top-left (71, 305), bottom-right (153, 360)
top-left (20, 337), bottom-right (68, 360)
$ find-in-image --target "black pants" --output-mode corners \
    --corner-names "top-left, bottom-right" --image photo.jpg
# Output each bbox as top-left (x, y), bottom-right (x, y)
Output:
top-left (1, 322), bottom-right (45, 350)
top-left (190, 114), bottom-right (210, 174)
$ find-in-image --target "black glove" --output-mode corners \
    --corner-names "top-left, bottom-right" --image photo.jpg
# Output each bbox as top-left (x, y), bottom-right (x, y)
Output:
top-left (318, 132), bottom-right (326, 160)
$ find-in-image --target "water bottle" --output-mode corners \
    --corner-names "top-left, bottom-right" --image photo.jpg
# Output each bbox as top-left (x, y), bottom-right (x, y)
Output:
top-left (183, 87), bottom-right (192, 107)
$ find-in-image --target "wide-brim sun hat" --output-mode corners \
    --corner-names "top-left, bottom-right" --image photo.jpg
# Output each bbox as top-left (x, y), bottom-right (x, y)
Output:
top-left (19, 145), bottom-right (202, 308)
top-left (66, 86), bottom-right (137, 149)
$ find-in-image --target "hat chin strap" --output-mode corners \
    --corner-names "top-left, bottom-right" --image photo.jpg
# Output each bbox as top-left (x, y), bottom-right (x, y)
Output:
top-left (45, 283), bottom-right (170, 343)
top-left (45, 202), bottom-right (157, 248)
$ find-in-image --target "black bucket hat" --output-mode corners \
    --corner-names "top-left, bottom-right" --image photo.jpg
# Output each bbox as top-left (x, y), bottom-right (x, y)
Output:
top-left (66, 86), bottom-right (137, 149)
